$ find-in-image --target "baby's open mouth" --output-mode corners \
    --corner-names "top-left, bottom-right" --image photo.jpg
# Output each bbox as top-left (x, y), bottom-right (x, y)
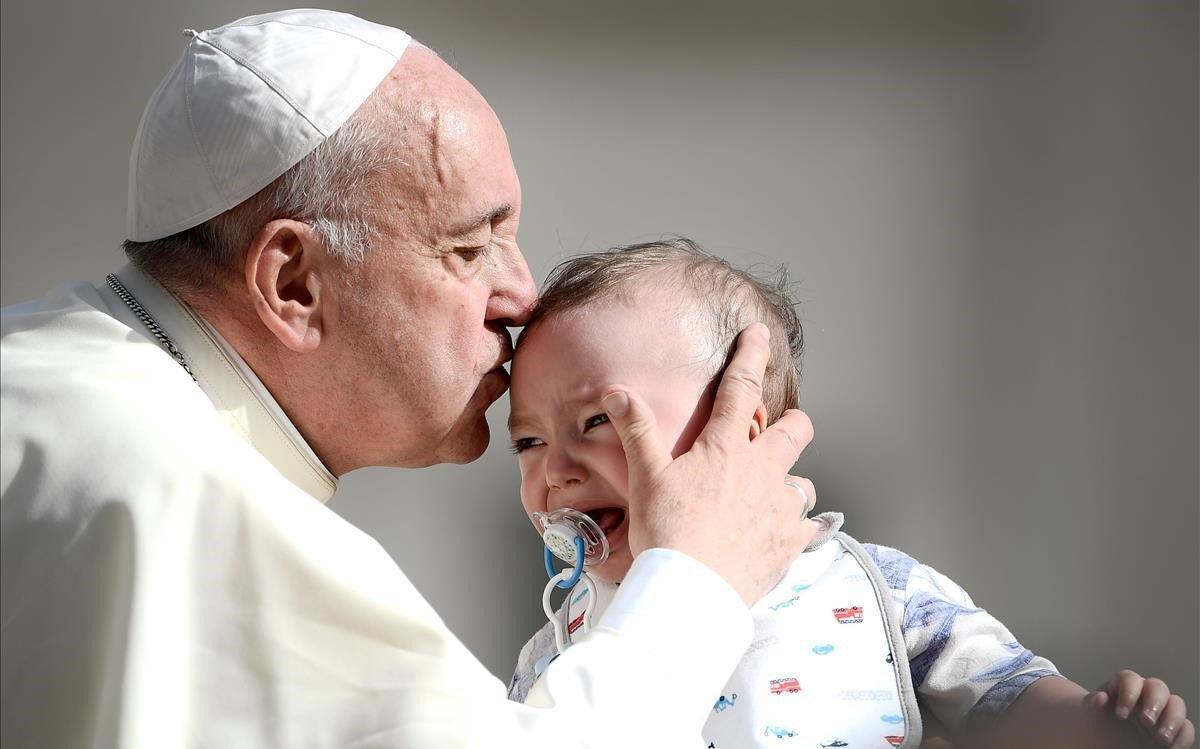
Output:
top-left (582, 507), bottom-right (627, 536)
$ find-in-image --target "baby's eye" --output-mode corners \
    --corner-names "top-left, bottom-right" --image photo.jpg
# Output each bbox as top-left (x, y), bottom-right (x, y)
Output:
top-left (583, 413), bottom-right (610, 431)
top-left (510, 436), bottom-right (544, 454)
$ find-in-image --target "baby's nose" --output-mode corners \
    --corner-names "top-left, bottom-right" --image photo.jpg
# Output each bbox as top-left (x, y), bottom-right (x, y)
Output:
top-left (548, 471), bottom-right (586, 491)
top-left (546, 451), bottom-right (588, 490)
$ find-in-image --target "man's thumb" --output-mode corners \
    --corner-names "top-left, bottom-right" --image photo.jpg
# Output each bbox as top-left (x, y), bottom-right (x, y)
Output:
top-left (602, 388), bottom-right (671, 476)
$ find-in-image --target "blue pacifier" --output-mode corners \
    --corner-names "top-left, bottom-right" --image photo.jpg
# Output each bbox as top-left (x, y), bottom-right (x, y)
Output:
top-left (533, 508), bottom-right (610, 587)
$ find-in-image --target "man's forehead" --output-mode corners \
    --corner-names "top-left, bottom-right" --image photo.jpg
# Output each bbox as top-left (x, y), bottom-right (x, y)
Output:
top-left (384, 100), bottom-right (517, 233)
top-left (380, 53), bottom-right (508, 174)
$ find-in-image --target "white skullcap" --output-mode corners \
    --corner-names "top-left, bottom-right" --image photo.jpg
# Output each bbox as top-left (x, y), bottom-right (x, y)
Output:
top-left (126, 9), bottom-right (411, 241)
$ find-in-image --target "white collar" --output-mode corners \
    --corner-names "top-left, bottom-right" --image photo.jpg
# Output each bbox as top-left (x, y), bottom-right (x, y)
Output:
top-left (106, 264), bottom-right (337, 503)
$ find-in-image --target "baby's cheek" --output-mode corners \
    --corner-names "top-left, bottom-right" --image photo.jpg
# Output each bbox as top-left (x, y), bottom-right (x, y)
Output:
top-left (519, 495), bottom-right (541, 528)
top-left (517, 482), bottom-right (544, 530)
top-left (594, 547), bottom-right (634, 584)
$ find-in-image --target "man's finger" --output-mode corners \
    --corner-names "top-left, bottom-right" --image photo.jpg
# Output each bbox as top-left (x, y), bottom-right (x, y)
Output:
top-left (702, 324), bottom-right (772, 446)
top-left (757, 409), bottom-right (815, 468)
top-left (602, 388), bottom-right (672, 478)
top-left (785, 475), bottom-right (816, 517)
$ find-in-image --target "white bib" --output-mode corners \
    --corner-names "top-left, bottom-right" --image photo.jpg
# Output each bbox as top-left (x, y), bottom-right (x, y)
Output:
top-left (553, 530), bottom-right (922, 749)
top-left (702, 534), bottom-right (918, 748)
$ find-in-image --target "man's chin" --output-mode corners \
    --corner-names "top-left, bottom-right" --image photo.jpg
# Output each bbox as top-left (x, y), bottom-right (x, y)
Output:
top-left (432, 419), bottom-right (491, 465)
top-left (425, 373), bottom-right (507, 465)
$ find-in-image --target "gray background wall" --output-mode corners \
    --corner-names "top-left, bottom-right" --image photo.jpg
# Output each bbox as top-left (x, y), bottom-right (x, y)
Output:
top-left (3, 0), bottom-right (1196, 713)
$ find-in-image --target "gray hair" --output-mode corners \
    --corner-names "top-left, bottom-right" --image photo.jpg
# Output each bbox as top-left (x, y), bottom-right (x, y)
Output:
top-left (122, 90), bottom-right (397, 293)
top-left (521, 237), bottom-right (804, 422)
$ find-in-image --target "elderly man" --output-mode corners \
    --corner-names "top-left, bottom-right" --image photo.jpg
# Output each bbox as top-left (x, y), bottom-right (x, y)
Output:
top-left (0, 10), bottom-right (818, 747)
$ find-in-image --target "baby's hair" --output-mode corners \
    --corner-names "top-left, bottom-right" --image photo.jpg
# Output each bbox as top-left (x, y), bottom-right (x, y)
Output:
top-left (522, 237), bottom-right (803, 422)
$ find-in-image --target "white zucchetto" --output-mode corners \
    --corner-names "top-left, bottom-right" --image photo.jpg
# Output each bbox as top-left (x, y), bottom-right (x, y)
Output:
top-left (126, 9), bottom-right (411, 242)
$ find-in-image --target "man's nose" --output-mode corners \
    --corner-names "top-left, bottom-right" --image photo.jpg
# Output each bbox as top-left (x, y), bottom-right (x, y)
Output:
top-left (487, 246), bottom-right (536, 326)
top-left (546, 445), bottom-right (588, 492)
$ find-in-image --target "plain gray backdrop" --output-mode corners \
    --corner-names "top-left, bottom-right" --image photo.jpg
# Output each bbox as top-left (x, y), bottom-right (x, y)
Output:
top-left (3, 0), bottom-right (1197, 714)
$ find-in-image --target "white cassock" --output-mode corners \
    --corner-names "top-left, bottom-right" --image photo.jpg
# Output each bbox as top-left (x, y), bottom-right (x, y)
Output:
top-left (1, 265), bottom-right (752, 748)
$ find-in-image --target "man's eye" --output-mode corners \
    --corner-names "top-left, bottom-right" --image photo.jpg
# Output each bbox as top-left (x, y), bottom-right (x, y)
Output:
top-left (456, 247), bottom-right (485, 262)
top-left (510, 437), bottom-right (544, 454)
top-left (583, 414), bottom-right (609, 431)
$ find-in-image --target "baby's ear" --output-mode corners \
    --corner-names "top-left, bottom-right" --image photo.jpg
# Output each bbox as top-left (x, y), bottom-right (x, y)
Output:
top-left (748, 402), bottom-right (769, 440)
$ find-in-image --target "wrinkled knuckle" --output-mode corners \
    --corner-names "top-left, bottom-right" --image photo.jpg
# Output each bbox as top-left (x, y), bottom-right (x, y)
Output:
top-left (623, 420), bottom-right (650, 442)
top-left (727, 368), bottom-right (764, 396)
top-left (712, 399), bottom-right (742, 424)
top-left (701, 432), bottom-right (734, 461)
top-left (620, 415), bottom-right (656, 444)
top-left (782, 427), bottom-right (803, 452)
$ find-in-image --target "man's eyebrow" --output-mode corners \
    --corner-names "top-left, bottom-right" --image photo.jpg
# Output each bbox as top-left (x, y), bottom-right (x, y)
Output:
top-left (452, 203), bottom-right (513, 238)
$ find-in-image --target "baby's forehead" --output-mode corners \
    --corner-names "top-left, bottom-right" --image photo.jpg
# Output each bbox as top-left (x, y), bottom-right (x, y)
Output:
top-left (527, 282), bottom-right (708, 346)
top-left (509, 300), bottom-right (717, 419)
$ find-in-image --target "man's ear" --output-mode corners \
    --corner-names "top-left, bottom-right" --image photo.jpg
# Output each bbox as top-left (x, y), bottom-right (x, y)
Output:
top-left (244, 219), bottom-right (327, 353)
top-left (748, 402), bottom-right (769, 440)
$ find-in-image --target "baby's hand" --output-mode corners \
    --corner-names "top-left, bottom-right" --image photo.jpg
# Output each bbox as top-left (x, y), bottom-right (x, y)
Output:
top-left (1088, 670), bottom-right (1194, 748)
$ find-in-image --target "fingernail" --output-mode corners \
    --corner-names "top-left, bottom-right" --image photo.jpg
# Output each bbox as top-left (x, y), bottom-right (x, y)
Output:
top-left (1159, 725), bottom-right (1176, 741)
top-left (1117, 707), bottom-right (1130, 719)
top-left (602, 391), bottom-right (629, 418)
top-left (1143, 709), bottom-right (1158, 724)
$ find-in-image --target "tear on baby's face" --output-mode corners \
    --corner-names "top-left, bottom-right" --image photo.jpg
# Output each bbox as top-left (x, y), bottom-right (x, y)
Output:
top-left (508, 293), bottom-right (718, 582)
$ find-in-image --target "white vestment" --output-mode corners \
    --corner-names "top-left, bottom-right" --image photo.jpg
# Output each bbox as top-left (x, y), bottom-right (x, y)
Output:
top-left (1, 265), bottom-right (752, 748)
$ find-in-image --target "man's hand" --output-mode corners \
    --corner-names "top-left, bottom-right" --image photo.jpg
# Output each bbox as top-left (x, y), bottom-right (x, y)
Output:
top-left (600, 323), bottom-right (817, 605)
top-left (1088, 670), bottom-right (1194, 748)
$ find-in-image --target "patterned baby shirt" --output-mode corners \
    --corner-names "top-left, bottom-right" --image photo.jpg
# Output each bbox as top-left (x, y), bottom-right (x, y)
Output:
top-left (509, 513), bottom-right (1058, 748)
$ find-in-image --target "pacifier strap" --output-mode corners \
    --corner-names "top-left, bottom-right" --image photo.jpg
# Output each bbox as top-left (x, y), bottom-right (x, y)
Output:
top-left (544, 536), bottom-right (586, 588)
top-left (543, 569), bottom-right (597, 654)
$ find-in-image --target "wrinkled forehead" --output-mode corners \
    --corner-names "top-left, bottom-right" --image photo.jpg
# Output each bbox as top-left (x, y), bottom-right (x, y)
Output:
top-left (371, 55), bottom-right (518, 229)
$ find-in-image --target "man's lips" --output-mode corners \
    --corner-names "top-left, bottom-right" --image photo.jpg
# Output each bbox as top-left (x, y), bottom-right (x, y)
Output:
top-left (482, 337), bottom-right (512, 388)
top-left (485, 352), bottom-right (512, 379)
top-left (488, 326), bottom-right (514, 373)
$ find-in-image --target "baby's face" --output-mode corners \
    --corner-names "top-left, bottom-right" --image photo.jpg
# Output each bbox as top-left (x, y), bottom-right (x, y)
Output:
top-left (508, 293), bottom-right (716, 583)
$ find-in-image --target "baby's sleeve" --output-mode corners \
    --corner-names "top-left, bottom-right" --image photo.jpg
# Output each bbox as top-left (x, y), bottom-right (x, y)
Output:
top-left (863, 543), bottom-right (1060, 729)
